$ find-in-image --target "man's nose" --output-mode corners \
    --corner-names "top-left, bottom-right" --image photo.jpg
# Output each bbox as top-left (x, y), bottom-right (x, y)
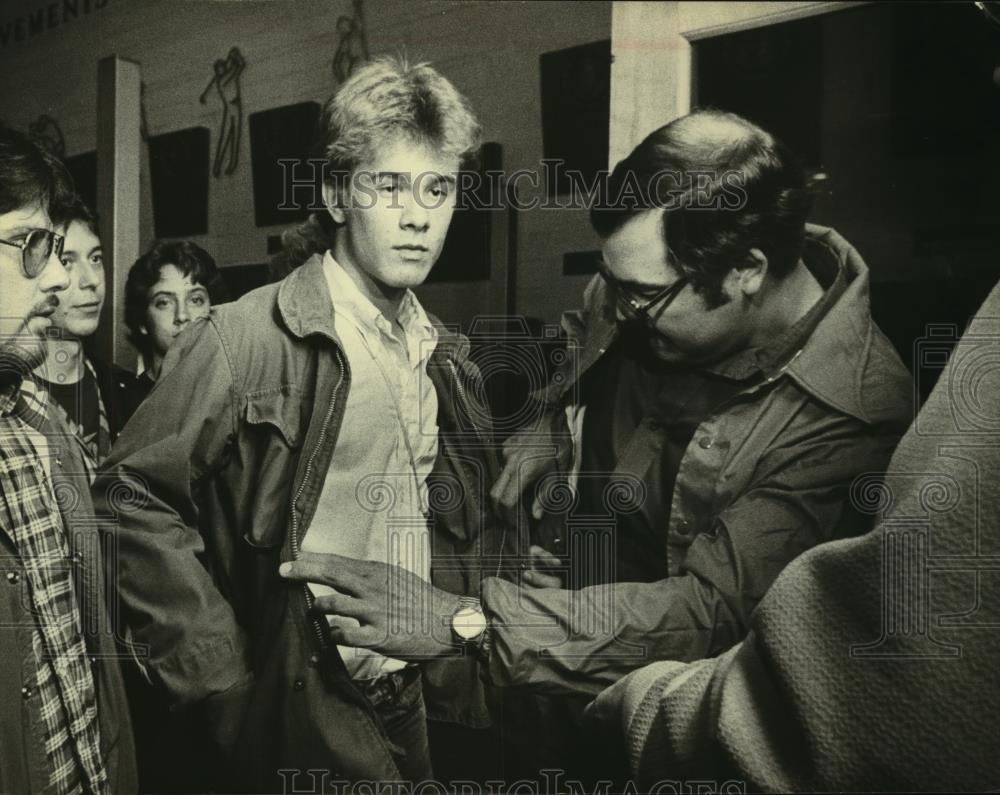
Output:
top-left (37, 251), bottom-right (70, 293)
top-left (399, 190), bottom-right (430, 231)
top-left (78, 261), bottom-right (100, 290)
top-left (174, 303), bottom-right (190, 324)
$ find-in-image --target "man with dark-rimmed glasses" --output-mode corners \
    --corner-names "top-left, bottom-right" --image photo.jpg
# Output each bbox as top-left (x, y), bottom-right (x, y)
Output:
top-left (0, 122), bottom-right (136, 794)
top-left (481, 109), bottom-right (915, 777)
top-left (278, 110), bottom-right (916, 783)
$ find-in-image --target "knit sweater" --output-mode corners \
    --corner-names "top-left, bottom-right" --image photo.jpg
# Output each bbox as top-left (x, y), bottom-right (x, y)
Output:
top-left (594, 283), bottom-right (1000, 792)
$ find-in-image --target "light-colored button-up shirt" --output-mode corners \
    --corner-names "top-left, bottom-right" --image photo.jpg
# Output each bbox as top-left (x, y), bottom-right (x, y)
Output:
top-left (302, 252), bottom-right (439, 680)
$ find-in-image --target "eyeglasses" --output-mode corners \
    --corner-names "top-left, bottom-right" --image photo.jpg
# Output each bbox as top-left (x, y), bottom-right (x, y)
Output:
top-left (0, 229), bottom-right (65, 278)
top-left (599, 266), bottom-right (690, 325)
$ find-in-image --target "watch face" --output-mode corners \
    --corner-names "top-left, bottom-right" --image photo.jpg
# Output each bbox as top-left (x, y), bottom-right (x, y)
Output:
top-left (453, 606), bottom-right (487, 641)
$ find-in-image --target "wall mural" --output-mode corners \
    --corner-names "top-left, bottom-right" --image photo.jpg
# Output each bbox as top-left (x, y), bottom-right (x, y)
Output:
top-left (331, 0), bottom-right (369, 84)
top-left (28, 113), bottom-right (66, 158)
top-left (200, 46), bottom-right (246, 177)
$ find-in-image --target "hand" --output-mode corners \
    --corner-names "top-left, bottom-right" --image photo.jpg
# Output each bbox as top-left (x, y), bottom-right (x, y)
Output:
top-left (522, 544), bottom-right (564, 589)
top-left (278, 553), bottom-right (461, 660)
top-left (491, 428), bottom-right (561, 528)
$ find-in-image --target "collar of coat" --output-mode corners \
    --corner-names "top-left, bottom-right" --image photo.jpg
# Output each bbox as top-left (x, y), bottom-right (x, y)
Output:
top-left (275, 253), bottom-right (471, 366)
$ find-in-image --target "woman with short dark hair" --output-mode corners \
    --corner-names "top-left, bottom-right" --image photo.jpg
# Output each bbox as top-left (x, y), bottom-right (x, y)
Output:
top-left (125, 240), bottom-right (228, 377)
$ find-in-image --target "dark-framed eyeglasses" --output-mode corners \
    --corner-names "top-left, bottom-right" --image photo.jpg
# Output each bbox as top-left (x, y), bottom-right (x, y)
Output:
top-left (599, 266), bottom-right (690, 325)
top-left (0, 229), bottom-right (65, 278)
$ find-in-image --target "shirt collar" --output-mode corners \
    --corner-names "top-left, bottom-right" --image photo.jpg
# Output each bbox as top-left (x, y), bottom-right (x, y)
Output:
top-left (322, 251), bottom-right (438, 358)
top-left (0, 381), bottom-right (17, 417)
top-left (0, 375), bottom-right (49, 429)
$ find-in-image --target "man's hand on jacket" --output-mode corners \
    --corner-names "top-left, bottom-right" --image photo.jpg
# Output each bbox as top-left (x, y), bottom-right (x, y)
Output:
top-left (523, 544), bottom-right (564, 588)
top-left (279, 552), bottom-right (461, 660)
top-left (491, 426), bottom-right (565, 528)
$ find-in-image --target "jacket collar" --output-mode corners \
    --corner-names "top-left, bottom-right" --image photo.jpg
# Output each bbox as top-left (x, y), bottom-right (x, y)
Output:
top-left (277, 252), bottom-right (468, 363)
top-left (781, 223), bottom-right (881, 424)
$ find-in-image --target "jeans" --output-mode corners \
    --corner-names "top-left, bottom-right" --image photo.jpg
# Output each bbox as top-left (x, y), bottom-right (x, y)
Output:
top-left (362, 666), bottom-right (434, 783)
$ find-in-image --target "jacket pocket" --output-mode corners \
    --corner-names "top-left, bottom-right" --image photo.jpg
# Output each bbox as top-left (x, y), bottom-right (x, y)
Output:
top-left (241, 385), bottom-right (306, 547)
top-left (245, 385), bottom-right (303, 448)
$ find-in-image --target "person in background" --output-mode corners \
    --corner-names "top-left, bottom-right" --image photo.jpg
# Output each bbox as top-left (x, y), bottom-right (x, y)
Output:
top-left (0, 121), bottom-right (136, 794)
top-left (119, 240), bottom-right (227, 425)
top-left (32, 195), bottom-right (130, 468)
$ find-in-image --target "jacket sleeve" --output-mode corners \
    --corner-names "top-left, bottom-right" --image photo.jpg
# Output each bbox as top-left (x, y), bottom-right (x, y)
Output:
top-left (591, 283), bottom-right (1000, 793)
top-left (480, 414), bottom-right (904, 695)
top-left (94, 317), bottom-right (249, 706)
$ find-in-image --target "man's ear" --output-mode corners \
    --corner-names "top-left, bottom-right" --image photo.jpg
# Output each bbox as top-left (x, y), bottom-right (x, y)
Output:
top-left (322, 181), bottom-right (346, 225)
top-left (734, 248), bottom-right (768, 297)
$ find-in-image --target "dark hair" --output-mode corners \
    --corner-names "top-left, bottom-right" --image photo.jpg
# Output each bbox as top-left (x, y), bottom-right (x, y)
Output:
top-left (591, 109), bottom-right (813, 307)
top-left (275, 55), bottom-right (481, 272)
top-left (51, 193), bottom-right (100, 238)
top-left (0, 120), bottom-right (75, 217)
top-left (124, 240), bottom-right (229, 355)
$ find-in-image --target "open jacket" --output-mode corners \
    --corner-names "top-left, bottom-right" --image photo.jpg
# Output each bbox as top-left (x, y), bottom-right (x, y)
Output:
top-left (94, 255), bottom-right (502, 790)
top-left (480, 224), bottom-right (914, 694)
top-left (0, 393), bottom-right (137, 794)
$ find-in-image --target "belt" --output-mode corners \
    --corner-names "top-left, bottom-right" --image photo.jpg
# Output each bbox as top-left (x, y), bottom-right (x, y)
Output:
top-left (358, 665), bottom-right (421, 708)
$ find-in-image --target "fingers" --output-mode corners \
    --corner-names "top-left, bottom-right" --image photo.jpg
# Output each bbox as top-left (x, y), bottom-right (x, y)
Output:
top-left (492, 449), bottom-right (559, 525)
top-left (278, 552), bottom-right (368, 595)
top-left (523, 544), bottom-right (563, 588)
top-left (531, 492), bottom-right (545, 520)
top-left (490, 458), bottom-right (516, 510)
top-left (326, 617), bottom-right (378, 648)
top-left (529, 544), bottom-right (562, 568)
top-left (523, 569), bottom-right (562, 588)
top-left (312, 591), bottom-right (369, 620)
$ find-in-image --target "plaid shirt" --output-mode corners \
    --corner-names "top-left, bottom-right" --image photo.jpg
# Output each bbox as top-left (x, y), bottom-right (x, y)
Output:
top-left (0, 378), bottom-right (109, 795)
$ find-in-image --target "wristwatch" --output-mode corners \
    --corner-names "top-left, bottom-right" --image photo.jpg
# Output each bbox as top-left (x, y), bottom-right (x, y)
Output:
top-left (451, 596), bottom-right (488, 649)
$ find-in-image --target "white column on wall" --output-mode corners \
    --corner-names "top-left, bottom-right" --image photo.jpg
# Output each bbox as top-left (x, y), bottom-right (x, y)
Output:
top-left (609, 1), bottom-right (688, 168)
top-left (96, 55), bottom-right (142, 370)
top-left (608, 1), bottom-right (857, 167)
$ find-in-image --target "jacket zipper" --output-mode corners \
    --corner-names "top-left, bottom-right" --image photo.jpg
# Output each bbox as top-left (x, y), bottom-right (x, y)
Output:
top-left (447, 358), bottom-right (488, 447)
top-left (290, 346), bottom-right (347, 648)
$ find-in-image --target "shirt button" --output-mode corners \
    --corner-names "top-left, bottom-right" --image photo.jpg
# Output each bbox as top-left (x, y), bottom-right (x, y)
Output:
top-left (698, 436), bottom-right (714, 450)
top-left (6, 571), bottom-right (20, 584)
top-left (21, 684), bottom-right (34, 700)
top-left (293, 678), bottom-right (305, 692)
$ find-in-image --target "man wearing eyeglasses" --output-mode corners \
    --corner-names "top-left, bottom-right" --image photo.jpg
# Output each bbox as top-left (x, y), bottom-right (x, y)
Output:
top-left (280, 109), bottom-right (914, 776)
top-left (0, 123), bottom-right (136, 794)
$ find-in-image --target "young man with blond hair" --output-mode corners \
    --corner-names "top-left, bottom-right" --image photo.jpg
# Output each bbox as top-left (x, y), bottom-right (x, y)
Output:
top-left (96, 58), bottom-right (500, 790)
